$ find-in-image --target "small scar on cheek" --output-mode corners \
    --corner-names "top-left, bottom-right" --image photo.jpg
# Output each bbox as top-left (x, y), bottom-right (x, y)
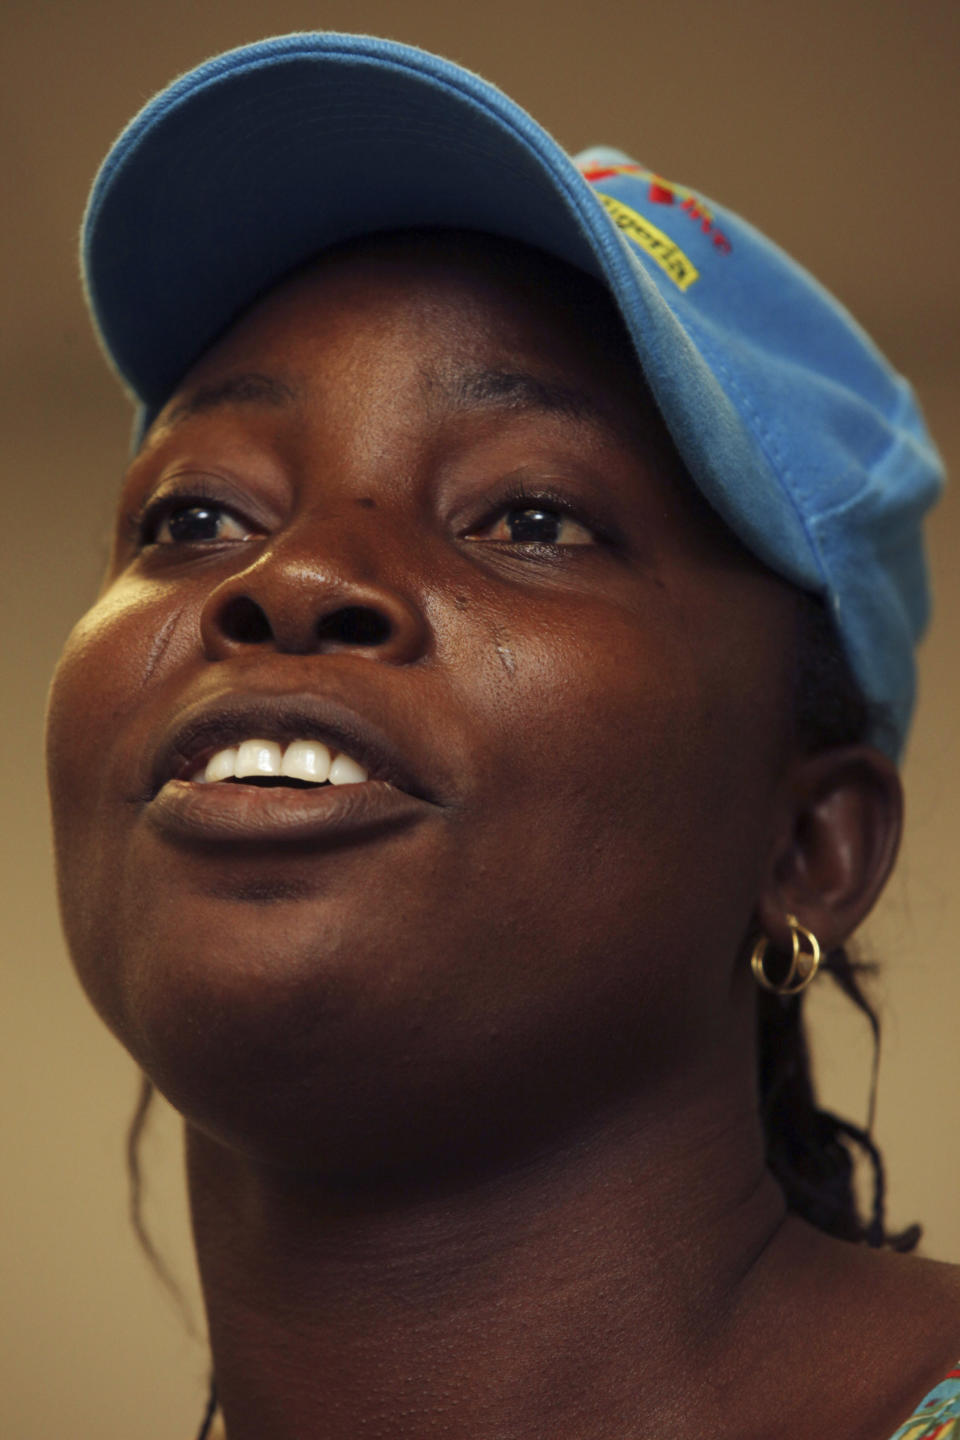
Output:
top-left (494, 639), bottom-right (516, 677)
top-left (140, 607), bottom-right (186, 685)
top-left (454, 594), bottom-right (469, 611)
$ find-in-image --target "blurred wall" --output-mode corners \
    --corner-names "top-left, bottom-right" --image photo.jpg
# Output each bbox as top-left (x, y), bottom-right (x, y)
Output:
top-left (3, 2), bottom-right (959, 1437)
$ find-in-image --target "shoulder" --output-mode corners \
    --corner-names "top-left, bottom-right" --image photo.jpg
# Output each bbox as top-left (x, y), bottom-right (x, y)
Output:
top-left (870, 1249), bottom-right (960, 1338)
top-left (819, 1245), bottom-right (960, 1438)
top-left (753, 1223), bottom-right (960, 1440)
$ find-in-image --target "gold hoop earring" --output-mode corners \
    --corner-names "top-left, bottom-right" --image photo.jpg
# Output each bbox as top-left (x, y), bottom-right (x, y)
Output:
top-left (750, 914), bottom-right (822, 996)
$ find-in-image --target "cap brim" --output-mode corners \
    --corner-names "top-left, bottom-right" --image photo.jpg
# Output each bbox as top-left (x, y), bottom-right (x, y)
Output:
top-left (85, 35), bottom-right (645, 418)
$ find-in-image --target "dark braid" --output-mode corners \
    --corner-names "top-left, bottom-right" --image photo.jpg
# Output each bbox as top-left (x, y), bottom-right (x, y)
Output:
top-left (124, 1072), bottom-right (204, 1340)
top-left (758, 592), bottom-right (920, 1251)
top-left (758, 962), bottom-right (919, 1251)
top-left (194, 1375), bottom-right (219, 1440)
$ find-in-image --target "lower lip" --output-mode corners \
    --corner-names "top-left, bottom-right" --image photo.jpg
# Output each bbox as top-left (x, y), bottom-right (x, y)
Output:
top-left (147, 778), bottom-right (431, 847)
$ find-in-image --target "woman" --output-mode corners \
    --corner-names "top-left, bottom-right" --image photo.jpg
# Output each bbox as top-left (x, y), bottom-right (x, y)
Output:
top-left (46, 33), bottom-right (960, 1440)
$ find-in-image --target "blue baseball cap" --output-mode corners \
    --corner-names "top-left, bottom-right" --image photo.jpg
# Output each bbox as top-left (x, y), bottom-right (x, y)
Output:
top-left (82, 32), bottom-right (943, 757)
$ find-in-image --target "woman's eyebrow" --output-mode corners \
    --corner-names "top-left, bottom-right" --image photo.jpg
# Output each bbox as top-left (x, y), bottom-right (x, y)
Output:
top-left (425, 366), bottom-right (608, 426)
top-left (161, 364), bottom-right (615, 435)
top-left (163, 372), bottom-right (300, 427)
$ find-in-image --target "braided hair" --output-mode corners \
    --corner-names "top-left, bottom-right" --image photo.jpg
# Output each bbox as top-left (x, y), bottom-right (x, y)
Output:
top-left (760, 592), bottom-right (920, 1251)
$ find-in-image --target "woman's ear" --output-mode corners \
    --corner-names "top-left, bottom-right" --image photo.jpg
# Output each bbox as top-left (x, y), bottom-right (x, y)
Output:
top-left (756, 745), bottom-right (903, 954)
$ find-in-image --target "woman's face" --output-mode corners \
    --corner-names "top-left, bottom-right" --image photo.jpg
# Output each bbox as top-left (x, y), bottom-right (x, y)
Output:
top-left (46, 234), bottom-right (799, 1174)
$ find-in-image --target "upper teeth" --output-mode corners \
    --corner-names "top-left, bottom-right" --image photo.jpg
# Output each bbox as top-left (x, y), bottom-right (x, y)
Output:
top-left (198, 739), bottom-right (368, 786)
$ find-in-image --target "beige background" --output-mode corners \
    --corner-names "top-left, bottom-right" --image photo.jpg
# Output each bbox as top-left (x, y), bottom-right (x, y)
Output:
top-left (3, 2), bottom-right (959, 1436)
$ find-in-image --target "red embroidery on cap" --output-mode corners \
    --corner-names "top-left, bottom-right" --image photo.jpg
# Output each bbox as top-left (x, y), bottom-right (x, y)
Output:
top-left (578, 160), bottom-right (733, 258)
top-left (647, 180), bottom-right (676, 205)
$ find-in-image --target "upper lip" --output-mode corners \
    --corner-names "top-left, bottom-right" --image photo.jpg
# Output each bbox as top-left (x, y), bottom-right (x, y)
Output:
top-left (149, 689), bottom-right (438, 803)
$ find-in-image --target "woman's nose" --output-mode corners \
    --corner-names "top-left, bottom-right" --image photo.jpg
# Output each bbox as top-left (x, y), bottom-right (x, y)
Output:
top-left (198, 529), bottom-right (430, 666)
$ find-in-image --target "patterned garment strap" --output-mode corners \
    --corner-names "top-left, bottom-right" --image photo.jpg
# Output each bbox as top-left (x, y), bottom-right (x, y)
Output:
top-left (888, 1367), bottom-right (960, 1440)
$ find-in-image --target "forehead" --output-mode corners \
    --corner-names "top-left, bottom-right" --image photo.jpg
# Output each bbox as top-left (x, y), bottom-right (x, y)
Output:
top-left (147, 229), bottom-right (694, 491)
top-left (154, 231), bottom-right (647, 420)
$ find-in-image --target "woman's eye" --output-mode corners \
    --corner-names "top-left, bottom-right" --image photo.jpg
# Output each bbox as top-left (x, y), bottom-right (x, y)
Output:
top-left (469, 505), bottom-right (595, 546)
top-left (148, 502), bottom-right (253, 546)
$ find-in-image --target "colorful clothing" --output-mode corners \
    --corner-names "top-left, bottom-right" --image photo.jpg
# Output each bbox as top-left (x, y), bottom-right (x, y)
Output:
top-left (888, 1367), bottom-right (960, 1440)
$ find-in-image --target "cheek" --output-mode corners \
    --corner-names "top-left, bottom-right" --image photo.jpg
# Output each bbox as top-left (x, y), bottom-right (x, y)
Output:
top-left (462, 586), bottom-right (791, 964)
top-left (45, 581), bottom-right (196, 1012)
top-left (46, 580), bottom-right (194, 792)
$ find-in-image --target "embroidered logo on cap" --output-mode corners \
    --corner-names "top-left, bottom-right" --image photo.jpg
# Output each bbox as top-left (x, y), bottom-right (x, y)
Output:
top-left (594, 193), bottom-right (700, 292)
top-left (580, 160), bottom-right (733, 288)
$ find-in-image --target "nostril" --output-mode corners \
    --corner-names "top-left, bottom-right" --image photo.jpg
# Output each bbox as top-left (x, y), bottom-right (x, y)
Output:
top-left (317, 605), bottom-right (392, 647)
top-left (220, 596), bottom-right (273, 644)
top-left (209, 596), bottom-right (398, 652)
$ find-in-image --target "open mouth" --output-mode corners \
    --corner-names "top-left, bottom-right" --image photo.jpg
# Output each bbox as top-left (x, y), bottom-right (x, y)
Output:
top-left (192, 738), bottom-right (370, 789)
top-left (148, 694), bottom-right (441, 846)
top-left (152, 739), bottom-right (429, 846)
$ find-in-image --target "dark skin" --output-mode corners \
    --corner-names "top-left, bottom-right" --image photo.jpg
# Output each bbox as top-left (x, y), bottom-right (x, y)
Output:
top-left (46, 234), bottom-right (960, 1438)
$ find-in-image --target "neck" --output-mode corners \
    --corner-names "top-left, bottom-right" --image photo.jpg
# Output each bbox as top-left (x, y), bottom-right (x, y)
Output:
top-left (187, 1067), bottom-right (789, 1440)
